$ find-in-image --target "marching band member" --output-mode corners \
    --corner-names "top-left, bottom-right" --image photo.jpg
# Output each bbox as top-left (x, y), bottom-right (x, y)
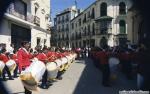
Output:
top-left (55, 48), bottom-right (66, 80)
top-left (47, 48), bottom-right (58, 62)
top-left (10, 50), bottom-right (18, 78)
top-left (0, 48), bottom-right (14, 81)
top-left (97, 48), bottom-right (110, 87)
top-left (119, 48), bottom-right (132, 80)
top-left (17, 41), bottom-right (32, 94)
top-left (36, 47), bottom-right (49, 89)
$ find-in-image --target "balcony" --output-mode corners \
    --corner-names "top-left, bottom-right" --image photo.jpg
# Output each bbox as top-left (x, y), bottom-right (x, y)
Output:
top-left (34, 16), bottom-right (40, 26)
top-left (6, 5), bottom-right (34, 24)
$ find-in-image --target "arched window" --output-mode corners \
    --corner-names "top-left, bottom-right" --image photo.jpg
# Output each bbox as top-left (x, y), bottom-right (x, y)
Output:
top-left (119, 2), bottom-right (126, 15)
top-left (119, 20), bottom-right (126, 34)
top-left (84, 27), bottom-right (87, 35)
top-left (100, 2), bottom-right (107, 16)
top-left (88, 25), bottom-right (90, 35)
top-left (92, 23), bottom-right (95, 35)
top-left (91, 8), bottom-right (95, 18)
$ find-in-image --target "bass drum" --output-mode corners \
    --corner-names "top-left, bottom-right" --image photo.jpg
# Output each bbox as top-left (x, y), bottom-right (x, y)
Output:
top-left (61, 57), bottom-right (68, 65)
top-left (46, 62), bottom-right (58, 80)
top-left (20, 60), bottom-right (46, 91)
top-left (55, 59), bottom-right (62, 68)
top-left (6, 59), bottom-right (16, 74)
top-left (108, 57), bottom-right (120, 81)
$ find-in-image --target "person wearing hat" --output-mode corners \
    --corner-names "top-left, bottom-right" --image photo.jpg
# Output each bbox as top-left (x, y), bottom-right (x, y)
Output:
top-left (0, 48), bottom-right (14, 81)
top-left (17, 41), bottom-right (32, 94)
top-left (36, 47), bottom-right (49, 89)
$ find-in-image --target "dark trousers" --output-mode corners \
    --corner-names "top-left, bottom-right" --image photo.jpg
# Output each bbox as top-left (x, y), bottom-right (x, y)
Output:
top-left (41, 70), bottom-right (48, 85)
top-left (2, 65), bottom-right (12, 79)
top-left (24, 87), bottom-right (32, 94)
top-left (101, 64), bottom-right (110, 85)
top-left (56, 70), bottom-right (65, 79)
top-left (141, 75), bottom-right (150, 91)
top-left (13, 64), bottom-right (18, 77)
top-left (122, 61), bottom-right (132, 79)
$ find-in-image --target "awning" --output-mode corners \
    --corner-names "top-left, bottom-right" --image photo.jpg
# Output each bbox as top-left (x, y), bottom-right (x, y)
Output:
top-left (95, 16), bottom-right (113, 21)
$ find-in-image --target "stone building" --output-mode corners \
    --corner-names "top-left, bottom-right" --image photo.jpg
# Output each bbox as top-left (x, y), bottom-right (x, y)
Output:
top-left (70, 0), bottom-right (132, 48)
top-left (0, 0), bottom-right (51, 50)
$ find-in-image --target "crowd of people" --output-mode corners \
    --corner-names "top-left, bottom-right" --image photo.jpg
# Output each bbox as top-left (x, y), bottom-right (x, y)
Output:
top-left (0, 41), bottom-right (76, 94)
top-left (88, 44), bottom-right (150, 90)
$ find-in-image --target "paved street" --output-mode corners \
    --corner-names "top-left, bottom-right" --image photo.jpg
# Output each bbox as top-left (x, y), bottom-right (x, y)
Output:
top-left (2, 58), bottom-right (136, 94)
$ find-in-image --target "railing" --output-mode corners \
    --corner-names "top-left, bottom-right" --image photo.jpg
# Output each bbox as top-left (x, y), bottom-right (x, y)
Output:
top-left (34, 16), bottom-right (40, 26)
top-left (6, 3), bottom-right (34, 23)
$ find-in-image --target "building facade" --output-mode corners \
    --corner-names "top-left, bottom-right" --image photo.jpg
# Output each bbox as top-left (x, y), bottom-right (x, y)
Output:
top-left (0, 0), bottom-right (51, 50)
top-left (70, 0), bottom-right (132, 48)
top-left (55, 6), bottom-right (78, 48)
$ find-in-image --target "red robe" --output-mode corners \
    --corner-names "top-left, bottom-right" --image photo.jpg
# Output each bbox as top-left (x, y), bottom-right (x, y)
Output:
top-left (17, 48), bottom-right (31, 71)
top-left (47, 51), bottom-right (58, 62)
top-left (12, 54), bottom-right (18, 64)
top-left (97, 51), bottom-right (109, 64)
top-left (0, 54), bottom-right (9, 63)
top-left (36, 53), bottom-right (48, 64)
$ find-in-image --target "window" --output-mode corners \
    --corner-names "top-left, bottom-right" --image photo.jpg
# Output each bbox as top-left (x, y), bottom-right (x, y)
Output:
top-left (62, 25), bottom-right (64, 31)
top-left (44, 39), bottom-right (47, 45)
top-left (62, 16), bottom-right (64, 23)
top-left (76, 23), bottom-right (77, 28)
top-left (35, 7), bottom-right (38, 15)
top-left (100, 2), bottom-right (107, 16)
top-left (59, 26), bottom-right (61, 32)
top-left (92, 23), bottom-right (95, 35)
top-left (66, 24), bottom-right (69, 31)
top-left (88, 25), bottom-right (90, 35)
top-left (91, 8), bottom-right (95, 19)
top-left (79, 18), bottom-right (81, 26)
top-left (119, 20), bottom-right (126, 34)
top-left (37, 37), bottom-right (41, 46)
top-left (88, 11), bottom-right (90, 18)
top-left (14, 0), bottom-right (27, 19)
top-left (72, 23), bottom-right (74, 29)
top-left (66, 14), bottom-right (69, 21)
top-left (119, 2), bottom-right (126, 15)
top-left (58, 17), bottom-right (60, 24)
top-left (83, 14), bottom-right (87, 23)
top-left (84, 27), bottom-right (87, 35)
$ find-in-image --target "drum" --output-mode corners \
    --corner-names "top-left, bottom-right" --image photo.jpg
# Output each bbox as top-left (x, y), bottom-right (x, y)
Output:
top-left (54, 59), bottom-right (62, 68)
top-left (61, 57), bottom-right (68, 65)
top-left (108, 57), bottom-right (120, 81)
top-left (64, 63), bottom-right (70, 71)
top-left (6, 59), bottom-right (16, 74)
top-left (0, 61), bottom-right (5, 74)
top-left (66, 56), bottom-right (72, 64)
top-left (20, 60), bottom-right (46, 91)
top-left (46, 62), bottom-right (58, 80)
top-left (109, 57), bottom-right (120, 71)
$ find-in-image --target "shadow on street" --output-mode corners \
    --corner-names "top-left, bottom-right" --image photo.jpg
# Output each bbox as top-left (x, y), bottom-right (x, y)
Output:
top-left (73, 58), bottom-right (137, 94)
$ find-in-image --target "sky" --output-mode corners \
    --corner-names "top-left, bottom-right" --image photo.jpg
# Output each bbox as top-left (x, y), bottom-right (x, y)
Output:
top-left (51, 0), bottom-right (96, 23)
